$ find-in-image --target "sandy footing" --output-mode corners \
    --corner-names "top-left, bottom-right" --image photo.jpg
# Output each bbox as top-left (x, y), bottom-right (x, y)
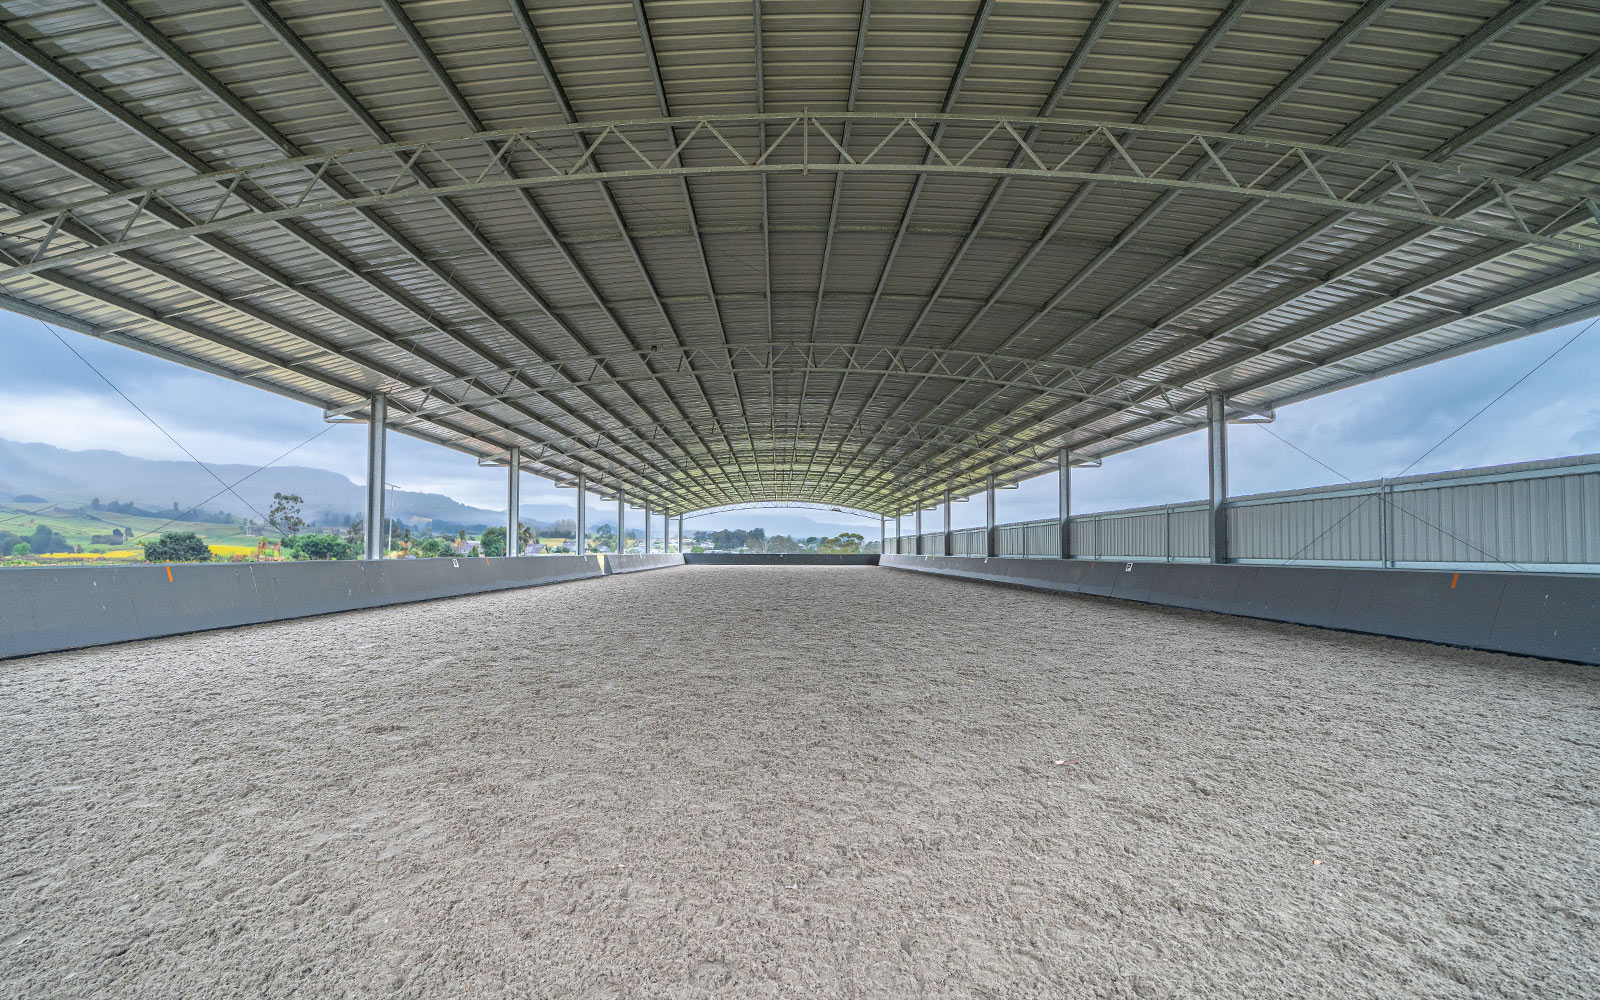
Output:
top-left (2, 565), bottom-right (1596, 997)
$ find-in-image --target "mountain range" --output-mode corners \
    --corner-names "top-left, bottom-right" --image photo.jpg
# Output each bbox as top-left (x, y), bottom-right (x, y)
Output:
top-left (0, 437), bottom-right (881, 538)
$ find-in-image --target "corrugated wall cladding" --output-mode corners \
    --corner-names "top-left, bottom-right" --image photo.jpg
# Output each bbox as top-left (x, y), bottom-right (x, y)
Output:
top-left (950, 528), bottom-right (986, 556)
top-left (1073, 505), bottom-right (1210, 560)
top-left (1389, 471), bottom-right (1600, 567)
top-left (994, 519), bottom-right (1058, 557)
top-left (1229, 496), bottom-right (1383, 563)
top-left (974, 455), bottom-right (1600, 573)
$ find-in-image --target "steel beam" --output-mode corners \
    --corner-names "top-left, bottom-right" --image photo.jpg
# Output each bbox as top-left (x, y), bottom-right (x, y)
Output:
top-left (2, 13), bottom-right (714, 511)
top-left (840, 0), bottom-right (1339, 483)
top-left (629, 0), bottom-right (759, 482)
top-left (802, 0), bottom-right (1572, 491)
top-left (10, 115), bottom-right (1591, 278)
top-left (258, 0), bottom-right (722, 498)
top-left (504, 0), bottom-right (746, 492)
top-left (880, 0), bottom-right (1571, 492)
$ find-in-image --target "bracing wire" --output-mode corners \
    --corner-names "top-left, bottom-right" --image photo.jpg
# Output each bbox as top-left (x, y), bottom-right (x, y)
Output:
top-left (1269, 314), bottom-right (1597, 569)
top-left (39, 321), bottom-right (276, 527)
top-left (126, 425), bottom-right (337, 543)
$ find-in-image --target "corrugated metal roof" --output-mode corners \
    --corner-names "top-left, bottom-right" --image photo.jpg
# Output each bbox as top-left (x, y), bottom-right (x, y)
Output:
top-left (0, 0), bottom-right (1596, 513)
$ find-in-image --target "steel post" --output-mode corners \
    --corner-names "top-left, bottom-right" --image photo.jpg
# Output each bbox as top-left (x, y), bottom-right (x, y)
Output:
top-left (915, 507), bottom-right (922, 555)
top-left (1208, 391), bottom-right (1229, 563)
top-left (506, 446), bottom-right (520, 556)
top-left (879, 514), bottom-right (885, 553)
top-left (644, 499), bottom-right (652, 553)
top-left (617, 497), bottom-right (625, 554)
top-left (943, 488), bottom-right (953, 556)
top-left (576, 473), bottom-right (587, 553)
top-left (985, 474), bottom-right (997, 557)
top-left (1057, 446), bottom-right (1070, 560)
top-left (363, 394), bottom-right (386, 560)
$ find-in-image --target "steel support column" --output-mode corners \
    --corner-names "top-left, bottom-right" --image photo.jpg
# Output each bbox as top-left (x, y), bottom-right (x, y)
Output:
top-left (617, 497), bottom-right (626, 554)
top-left (364, 394), bottom-right (386, 560)
top-left (985, 474), bottom-right (997, 557)
top-left (1057, 446), bottom-right (1071, 559)
top-left (677, 514), bottom-right (684, 553)
top-left (915, 506), bottom-right (922, 555)
top-left (879, 513), bottom-right (886, 553)
top-left (644, 499), bottom-right (652, 553)
top-left (506, 446), bottom-right (521, 556)
top-left (576, 473), bottom-right (587, 553)
top-left (1208, 391), bottom-right (1229, 563)
top-left (943, 487), bottom-right (953, 556)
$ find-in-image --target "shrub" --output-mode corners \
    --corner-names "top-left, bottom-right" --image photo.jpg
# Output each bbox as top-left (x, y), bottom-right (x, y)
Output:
top-left (11, 541), bottom-right (31, 557)
top-left (143, 531), bottom-right (212, 562)
top-left (288, 533), bottom-right (354, 561)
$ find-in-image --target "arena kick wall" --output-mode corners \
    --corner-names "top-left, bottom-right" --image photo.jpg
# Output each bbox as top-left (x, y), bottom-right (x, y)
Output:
top-left (1, 555), bottom-right (685, 659)
top-left (881, 555), bottom-right (1600, 665)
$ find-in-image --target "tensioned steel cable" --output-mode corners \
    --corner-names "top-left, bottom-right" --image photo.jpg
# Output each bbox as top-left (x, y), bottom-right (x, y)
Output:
top-left (125, 424), bottom-right (337, 543)
top-left (0, 499), bottom-right (84, 527)
top-left (1256, 423), bottom-right (1523, 571)
top-left (38, 321), bottom-right (277, 527)
top-left (1270, 313), bottom-right (1598, 569)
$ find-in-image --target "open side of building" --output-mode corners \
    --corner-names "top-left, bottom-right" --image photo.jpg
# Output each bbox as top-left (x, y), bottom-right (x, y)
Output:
top-left (3, 0), bottom-right (1598, 665)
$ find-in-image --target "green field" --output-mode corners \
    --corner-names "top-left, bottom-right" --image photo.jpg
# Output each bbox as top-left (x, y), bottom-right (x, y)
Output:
top-left (0, 501), bottom-right (258, 552)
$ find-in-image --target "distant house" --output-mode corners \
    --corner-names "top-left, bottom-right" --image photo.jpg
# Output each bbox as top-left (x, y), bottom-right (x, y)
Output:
top-left (522, 542), bottom-right (547, 555)
top-left (453, 539), bottom-right (481, 556)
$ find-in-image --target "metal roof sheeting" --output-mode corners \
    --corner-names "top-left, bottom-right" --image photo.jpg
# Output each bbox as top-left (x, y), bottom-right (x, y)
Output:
top-left (0, 0), bottom-right (1596, 513)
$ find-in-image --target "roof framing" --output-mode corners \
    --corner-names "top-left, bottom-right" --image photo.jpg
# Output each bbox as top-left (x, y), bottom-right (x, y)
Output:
top-left (0, 0), bottom-right (1593, 514)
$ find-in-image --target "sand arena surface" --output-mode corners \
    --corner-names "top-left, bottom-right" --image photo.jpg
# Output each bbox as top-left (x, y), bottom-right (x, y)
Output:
top-left (1, 564), bottom-right (1597, 998)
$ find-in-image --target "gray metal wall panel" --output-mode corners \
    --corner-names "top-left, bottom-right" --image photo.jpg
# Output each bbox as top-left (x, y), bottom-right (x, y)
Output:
top-left (0, 556), bottom-right (607, 660)
top-left (881, 555), bottom-right (1600, 665)
top-left (950, 528), bottom-right (986, 556)
top-left (985, 457), bottom-right (1600, 570)
top-left (1071, 505), bottom-right (1209, 560)
top-left (1025, 521), bottom-right (1056, 556)
top-left (684, 554), bottom-right (878, 565)
top-left (602, 554), bottom-right (686, 575)
top-left (1229, 495), bottom-right (1383, 563)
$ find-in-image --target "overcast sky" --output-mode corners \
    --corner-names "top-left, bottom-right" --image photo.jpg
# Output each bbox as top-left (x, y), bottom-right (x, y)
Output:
top-left (3, 308), bottom-right (1596, 537)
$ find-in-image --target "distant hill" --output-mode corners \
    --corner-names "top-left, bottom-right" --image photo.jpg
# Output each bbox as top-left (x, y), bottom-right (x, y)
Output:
top-left (0, 437), bottom-right (512, 530)
top-left (0, 437), bottom-right (883, 539)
